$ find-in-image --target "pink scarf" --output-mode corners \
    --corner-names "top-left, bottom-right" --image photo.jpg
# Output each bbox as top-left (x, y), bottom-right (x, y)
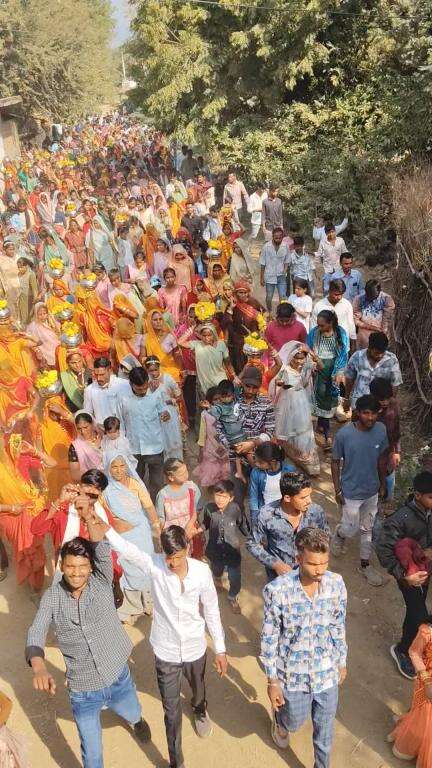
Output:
top-left (72, 436), bottom-right (103, 471)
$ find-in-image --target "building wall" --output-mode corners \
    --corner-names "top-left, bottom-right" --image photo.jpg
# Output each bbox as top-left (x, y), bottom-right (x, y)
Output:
top-left (0, 114), bottom-right (20, 161)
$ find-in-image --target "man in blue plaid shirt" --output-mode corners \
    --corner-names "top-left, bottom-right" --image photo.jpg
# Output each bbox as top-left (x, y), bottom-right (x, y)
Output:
top-left (260, 527), bottom-right (347, 768)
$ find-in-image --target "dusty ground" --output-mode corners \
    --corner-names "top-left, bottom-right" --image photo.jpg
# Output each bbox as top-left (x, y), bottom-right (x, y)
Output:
top-left (0, 455), bottom-right (413, 768)
top-left (0, 244), bottom-right (413, 768)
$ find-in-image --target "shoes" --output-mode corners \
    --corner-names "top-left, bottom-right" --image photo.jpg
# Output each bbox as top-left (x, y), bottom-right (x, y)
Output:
top-left (133, 718), bottom-right (152, 743)
top-left (271, 711), bottom-right (289, 749)
top-left (228, 598), bottom-right (241, 614)
top-left (390, 644), bottom-right (416, 680)
top-left (358, 564), bottom-right (384, 586)
top-left (194, 711), bottom-right (213, 738)
top-left (330, 530), bottom-right (347, 557)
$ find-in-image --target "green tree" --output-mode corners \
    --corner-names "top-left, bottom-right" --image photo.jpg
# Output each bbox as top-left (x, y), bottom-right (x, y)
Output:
top-left (0, 0), bottom-right (120, 120)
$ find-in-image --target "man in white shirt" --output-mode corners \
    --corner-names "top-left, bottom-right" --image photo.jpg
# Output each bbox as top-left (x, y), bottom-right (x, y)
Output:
top-left (312, 214), bottom-right (349, 248)
top-left (311, 279), bottom-right (357, 350)
top-left (316, 225), bottom-right (347, 282)
top-left (223, 172), bottom-right (249, 211)
top-left (82, 513), bottom-right (227, 768)
top-left (248, 183), bottom-right (268, 239)
top-left (83, 357), bottom-right (129, 428)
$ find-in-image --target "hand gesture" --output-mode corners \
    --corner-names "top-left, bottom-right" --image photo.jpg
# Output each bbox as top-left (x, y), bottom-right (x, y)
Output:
top-left (59, 484), bottom-right (80, 504)
top-left (272, 561), bottom-right (292, 577)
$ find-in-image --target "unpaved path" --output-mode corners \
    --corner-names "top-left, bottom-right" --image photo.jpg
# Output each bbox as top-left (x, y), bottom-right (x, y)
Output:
top-left (0, 248), bottom-right (411, 768)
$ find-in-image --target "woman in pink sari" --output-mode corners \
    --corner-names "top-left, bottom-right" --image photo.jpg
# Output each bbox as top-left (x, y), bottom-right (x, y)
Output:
top-left (68, 411), bottom-right (103, 481)
top-left (169, 244), bottom-right (195, 291)
top-left (64, 218), bottom-right (87, 273)
top-left (26, 302), bottom-right (60, 368)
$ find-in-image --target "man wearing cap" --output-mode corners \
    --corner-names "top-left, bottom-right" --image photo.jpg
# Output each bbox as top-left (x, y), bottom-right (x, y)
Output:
top-left (214, 366), bottom-right (275, 514)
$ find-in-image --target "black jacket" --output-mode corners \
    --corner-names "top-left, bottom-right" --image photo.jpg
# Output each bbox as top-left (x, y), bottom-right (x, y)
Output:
top-left (376, 495), bottom-right (432, 582)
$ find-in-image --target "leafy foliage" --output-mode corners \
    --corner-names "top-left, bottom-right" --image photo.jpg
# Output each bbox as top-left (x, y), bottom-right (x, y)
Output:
top-left (0, 0), bottom-right (119, 120)
top-left (128, 0), bottom-right (432, 259)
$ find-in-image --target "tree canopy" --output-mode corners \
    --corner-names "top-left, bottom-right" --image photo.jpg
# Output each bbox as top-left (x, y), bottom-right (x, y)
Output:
top-left (128, 0), bottom-right (432, 259)
top-left (0, 0), bottom-right (119, 121)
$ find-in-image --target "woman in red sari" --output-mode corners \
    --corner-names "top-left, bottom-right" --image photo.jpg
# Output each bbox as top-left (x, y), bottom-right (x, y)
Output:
top-left (228, 280), bottom-right (265, 373)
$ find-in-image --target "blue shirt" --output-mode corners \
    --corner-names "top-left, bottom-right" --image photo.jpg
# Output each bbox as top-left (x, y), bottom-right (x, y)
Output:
top-left (246, 501), bottom-right (330, 577)
top-left (261, 569), bottom-right (347, 692)
top-left (323, 268), bottom-right (365, 302)
top-left (332, 421), bottom-right (388, 500)
top-left (119, 388), bottom-right (166, 455)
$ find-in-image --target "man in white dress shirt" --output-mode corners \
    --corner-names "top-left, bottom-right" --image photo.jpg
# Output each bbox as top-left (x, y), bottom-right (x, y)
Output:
top-left (82, 512), bottom-right (227, 768)
top-left (83, 357), bottom-right (129, 428)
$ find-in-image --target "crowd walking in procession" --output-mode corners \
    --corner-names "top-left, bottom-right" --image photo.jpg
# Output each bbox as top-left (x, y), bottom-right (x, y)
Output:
top-left (0, 112), bottom-right (430, 768)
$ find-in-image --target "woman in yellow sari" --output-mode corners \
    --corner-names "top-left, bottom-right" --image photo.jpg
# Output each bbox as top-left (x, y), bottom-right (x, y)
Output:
top-left (74, 283), bottom-right (116, 357)
top-left (0, 315), bottom-right (39, 428)
top-left (143, 309), bottom-right (183, 383)
top-left (46, 278), bottom-right (73, 320)
top-left (141, 224), bottom-right (159, 275)
top-left (38, 381), bottom-right (74, 502)
top-left (167, 199), bottom-right (182, 238)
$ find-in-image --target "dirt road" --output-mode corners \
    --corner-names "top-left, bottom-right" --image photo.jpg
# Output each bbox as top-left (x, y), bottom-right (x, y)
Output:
top-left (0, 250), bottom-right (411, 768)
top-left (0, 450), bottom-right (412, 768)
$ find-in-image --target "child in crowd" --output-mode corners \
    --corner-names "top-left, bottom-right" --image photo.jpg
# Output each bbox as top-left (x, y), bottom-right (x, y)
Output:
top-left (158, 267), bottom-right (187, 325)
top-left (288, 278), bottom-right (313, 332)
top-left (249, 443), bottom-right (295, 528)
top-left (388, 616), bottom-right (432, 766)
top-left (194, 387), bottom-right (230, 488)
top-left (202, 480), bottom-right (243, 614)
top-left (156, 458), bottom-right (204, 558)
top-left (289, 234), bottom-right (316, 296)
top-left (0, 690), bottom-right (28, 768)
top-left (209, 379), bottom-right (248, 481)
top-left (101, 416), bottom-right (136, 468)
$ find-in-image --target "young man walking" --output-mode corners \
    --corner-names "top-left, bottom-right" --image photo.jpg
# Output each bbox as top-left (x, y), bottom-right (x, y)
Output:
top-left (259, 227), bottom-right (290, 312)
top-left (376, 471), bottom-right (432, 680)
top-left (247, 471), bottom-right (329, 579)
top-left (261, 527), bottom-right (347, 768)
top-left (26, 530), bottom-right (150, 768)
top-left (82, 512), bottom-right (227, 768)
top-left (331, 394), bottom-right (389, 585)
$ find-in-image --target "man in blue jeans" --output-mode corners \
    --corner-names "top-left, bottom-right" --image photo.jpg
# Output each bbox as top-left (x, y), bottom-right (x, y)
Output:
top-left (26, 517), bottom-right (151, 768)
top-left (261, 527), bottom-right (347, 768)
top-left (259, 226), bottom-right (290, 312)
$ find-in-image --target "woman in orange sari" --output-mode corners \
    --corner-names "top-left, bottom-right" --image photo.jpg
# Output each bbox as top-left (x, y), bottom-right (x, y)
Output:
top-left (112, 318), bottom-right (146, 368)
top-left (37, 375), bottom-right (74, 501)
top-left (143, 309), bottom-right (183, 384)
top-left (74, 281), bottom-right (116, 357)
top-left (0, 313), bottom-right (39, 429)
top-left (141, 224), bottom-right (159, 275)
top-left (0, 435), bottom-right (46, 592)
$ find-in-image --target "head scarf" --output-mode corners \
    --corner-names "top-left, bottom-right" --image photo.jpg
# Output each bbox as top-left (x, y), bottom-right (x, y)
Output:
top-left (103, 451), bottom-right (154, 590)
top-left (72, 410), bottom-right (103, 472)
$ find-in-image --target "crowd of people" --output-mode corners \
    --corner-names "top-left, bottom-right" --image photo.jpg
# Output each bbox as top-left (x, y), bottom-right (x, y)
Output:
top-left (0, 113), bottom-right (431, 768)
